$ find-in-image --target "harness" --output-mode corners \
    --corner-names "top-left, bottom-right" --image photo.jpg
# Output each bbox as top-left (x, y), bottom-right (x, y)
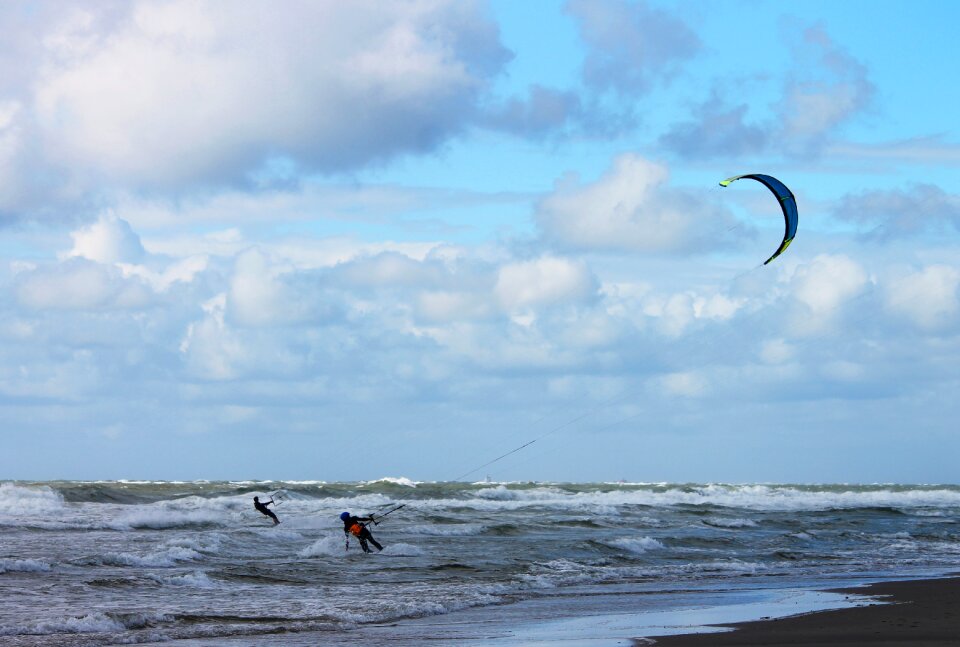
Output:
top-left (348, 522), bottom-right (364, 537)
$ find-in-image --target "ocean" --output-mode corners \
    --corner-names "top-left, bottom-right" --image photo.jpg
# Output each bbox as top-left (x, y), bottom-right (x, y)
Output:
top-left (1, 480), bottom-right (959, 645)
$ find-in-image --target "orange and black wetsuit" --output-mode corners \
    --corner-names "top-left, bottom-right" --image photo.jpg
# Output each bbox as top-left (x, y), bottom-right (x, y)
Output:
top-left (343, 515), bottom-right (383, 553)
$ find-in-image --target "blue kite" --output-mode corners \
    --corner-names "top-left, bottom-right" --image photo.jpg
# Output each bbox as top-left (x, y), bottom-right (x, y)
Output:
top-left (720, 174), bottom-right (798, 265)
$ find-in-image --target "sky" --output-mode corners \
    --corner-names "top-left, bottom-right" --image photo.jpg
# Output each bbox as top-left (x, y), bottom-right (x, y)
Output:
top-left (1, 0), bottom-right (958, 483)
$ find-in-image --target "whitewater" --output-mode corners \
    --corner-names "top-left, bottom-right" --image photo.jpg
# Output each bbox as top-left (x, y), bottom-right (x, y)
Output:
top-left (1, 480), bottom-right (959, 645)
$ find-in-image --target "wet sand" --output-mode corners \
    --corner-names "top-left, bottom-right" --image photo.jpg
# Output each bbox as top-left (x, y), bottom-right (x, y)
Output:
top-left (648, 576), bottom-right (960, 646)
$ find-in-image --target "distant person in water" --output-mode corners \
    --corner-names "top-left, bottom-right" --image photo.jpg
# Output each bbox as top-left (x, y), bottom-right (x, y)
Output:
top-left (341, 511), bottom-right (383, 552)
top-left (253, 496), bottom-right (280, 525)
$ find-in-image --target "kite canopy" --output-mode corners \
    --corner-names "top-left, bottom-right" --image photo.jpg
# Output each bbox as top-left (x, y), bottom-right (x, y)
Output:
top-left (719, 174), bottom-right (798, 265)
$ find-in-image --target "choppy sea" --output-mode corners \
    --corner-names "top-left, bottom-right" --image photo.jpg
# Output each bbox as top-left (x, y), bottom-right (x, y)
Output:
top-left (1, 480), bottom-right (959, 645)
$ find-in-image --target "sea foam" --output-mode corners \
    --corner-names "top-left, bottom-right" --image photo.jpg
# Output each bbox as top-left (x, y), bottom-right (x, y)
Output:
top-left (0, 558), bottom-right (52, 574)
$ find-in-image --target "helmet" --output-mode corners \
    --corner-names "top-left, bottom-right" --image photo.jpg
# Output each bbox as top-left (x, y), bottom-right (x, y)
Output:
top-left (340, 512), bottom-right (350, 520)
top-left (253, 496), bottom-right (259, 501)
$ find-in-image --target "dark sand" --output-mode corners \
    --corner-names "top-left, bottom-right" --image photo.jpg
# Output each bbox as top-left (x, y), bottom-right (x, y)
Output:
top-left (648, 576), bottom-right (960, 646)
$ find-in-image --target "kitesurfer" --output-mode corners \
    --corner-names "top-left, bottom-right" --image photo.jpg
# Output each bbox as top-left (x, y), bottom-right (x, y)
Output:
top-left (254, 496), bottom-right (280, 525)
top-left (341, 511), bottom-right (383, 553)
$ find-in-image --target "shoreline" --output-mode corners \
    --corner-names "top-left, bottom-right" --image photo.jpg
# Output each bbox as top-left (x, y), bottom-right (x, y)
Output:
top-left (94, 574), bottom-right (960, 646)
top-left (648, 575), bottom-right (960, 646)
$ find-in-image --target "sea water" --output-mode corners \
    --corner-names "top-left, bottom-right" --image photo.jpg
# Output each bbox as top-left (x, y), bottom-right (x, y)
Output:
top-left (1, 480), bottom-right (959, 645)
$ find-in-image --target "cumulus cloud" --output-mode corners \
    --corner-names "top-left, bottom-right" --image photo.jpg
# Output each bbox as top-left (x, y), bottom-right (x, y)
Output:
top-left (778, 25), bottom-right (874, 146)
top-left (658, 93), bottom-right (769, 159)
top-left (37, 1), bottom-right (508, 186)
top-left (535, 154), bottom-right (739, 254)
top-left (0, 0), bottom-right (511, 214)
top-left (565, 0), bottom-right (700, 95)
top-left (65, 212), bottom-right (146, 264)
top-left (787, 254), bottom-right (870, 335)
top-left (494, 256), bottom-right (596, 313)
top-left (481, 85), bottom-right (586, 138)
top-left (885, 265), bottom-right (960, 332)
top-left (833, 184), bottom-right (960, 240)
top-left (661, 25), bottom-right (874, 159)
top-left (15, 258), bottom-right (152, 311)
top-left (179, 294), bottom-right (246, 380)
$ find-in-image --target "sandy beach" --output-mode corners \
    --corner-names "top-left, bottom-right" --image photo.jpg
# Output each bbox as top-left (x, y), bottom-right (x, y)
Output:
top-left (649, 576), bottom-right (960, 646)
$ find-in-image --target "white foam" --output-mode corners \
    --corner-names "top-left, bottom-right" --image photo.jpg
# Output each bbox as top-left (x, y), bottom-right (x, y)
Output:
top-left (417, 484), bottom-right (960, 513)
top-left (147, 570), bottom-right (218, 588)
top-left (475, 485), bottom-right (519, 500)
top-left (409, 523), bottom-right (485, 536)
top-left (0, 483), bottom-right (65, 515)
top-left (110, 508), bottom-right (223, 530)
top-left (0, 558), bottom-right (52, 574)
top-left (380, 543), bottom-right (424, 556)
top-left (606, 536), bottom-right (665, 554)
top-left (101, 546), bottom-right (202, 568)
top-left (299, 534), bottom-right (349, 557)
top-left (1, 612), bottom-right (125, 636)
top-left (704, 517), bottom-right (758, 528)
top-left (362, 477), bottom-right (418, 488)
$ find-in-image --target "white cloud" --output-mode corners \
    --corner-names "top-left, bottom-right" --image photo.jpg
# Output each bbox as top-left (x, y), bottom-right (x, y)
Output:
top-left (494, 256), bottom-right (595, 312)
top-left (566, 0), bottom-right (700, 95)
top-left (15, 259), bottom-right (152, 311)
top-left (833, 184), bottom-right (960, 240)
top-left (826, 135), bottom-right (960, 167)
top-left (789, 254), bottom-right (868, 333)
top-left (759, 339), bottom-right (795, 365)
top-left (885, 265), bottom-right (960, 331)
top-left (660, 371), bottom-right (709, 397)
top-left (661, 25), bottom-right (874, 159)
top-left (536, 154), bottom-right (738, 253)
top-left (29, 0), bottom-right (508, 191)
top-left (179, 294), bottom-right (244, 380)
top-left (778, 26), bottom-right (874, 144)
top-left (417, 290), bottom-right (494, 323)
top-left (118, 255), bottom-right (209, 292)
top-left (65, 212), bottom-right (145, 264)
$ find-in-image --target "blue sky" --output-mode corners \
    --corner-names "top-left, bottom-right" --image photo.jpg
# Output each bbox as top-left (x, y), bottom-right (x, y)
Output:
top-left (1, 0), bottom-right (958, 483)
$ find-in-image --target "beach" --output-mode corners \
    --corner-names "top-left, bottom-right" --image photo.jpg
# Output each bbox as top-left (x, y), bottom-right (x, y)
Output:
top-left (648, 576), bottom-right (960, 646)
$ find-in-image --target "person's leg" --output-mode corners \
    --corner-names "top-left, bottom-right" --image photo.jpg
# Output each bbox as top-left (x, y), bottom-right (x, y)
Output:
top-left (362, 529), bottom-right (383, 551)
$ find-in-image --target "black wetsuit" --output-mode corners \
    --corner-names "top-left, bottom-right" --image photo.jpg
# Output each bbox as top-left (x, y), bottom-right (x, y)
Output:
top-left (343, 515), bottom-right (383, 552)
top-left (254, 498), bottom-right (279, 524)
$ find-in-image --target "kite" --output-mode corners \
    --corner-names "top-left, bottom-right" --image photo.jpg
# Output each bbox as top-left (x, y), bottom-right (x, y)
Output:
top-left (719, 174), bottom-right (798, 265)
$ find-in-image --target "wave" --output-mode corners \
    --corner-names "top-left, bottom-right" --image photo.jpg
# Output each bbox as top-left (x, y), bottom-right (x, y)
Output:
top-left (0, 612), bottom-right (125, 636)
top-left (11, 480), bottom-right (960, 512)
top-left (299, 535), bottom-right (349, 558)
top-left (409, 523), bottom-right (485, 536)
top-left (0, 558), bottom-right (52, 574)
top-left (600, 536), bottom-right (665, 554)
top-left (0, 482), bottom-right (65, 513)
top-left (146, 570), bottom-right (219, 588)
top-left (704, 517), bottom-right (758, 528)
top-left (451, 483), bottom-right (960, 513)
top-left (111, 508), bottom-right (225, 530)
top-left (89, 546), bottom-right (203, 568)
top-left (361, 477), bottom-right (419, 488)
top-left (0, 611), bottom-right (173, 637)
top-left (379, 543), bottom-right (424, 556)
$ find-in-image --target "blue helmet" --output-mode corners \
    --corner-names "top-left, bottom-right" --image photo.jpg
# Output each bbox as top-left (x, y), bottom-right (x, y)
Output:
top-left (340, 512), bottom-right (350, 520)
